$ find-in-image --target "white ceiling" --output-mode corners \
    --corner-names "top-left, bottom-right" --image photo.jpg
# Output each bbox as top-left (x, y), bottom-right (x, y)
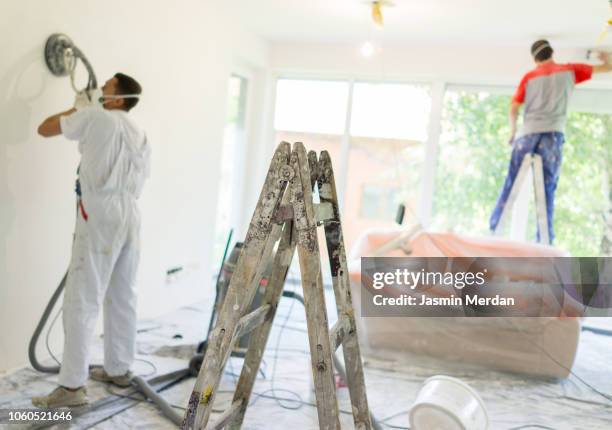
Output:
top-left (225, 0), bottom-right (612, 48)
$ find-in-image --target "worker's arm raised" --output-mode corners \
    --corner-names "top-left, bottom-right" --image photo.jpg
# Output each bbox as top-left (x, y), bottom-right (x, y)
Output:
top-left (508, 101), bottom-right (521, 144)
top-left (593, 52), bottom-right (612, 74)
top-left (37, 108), bottom-right (77, 138)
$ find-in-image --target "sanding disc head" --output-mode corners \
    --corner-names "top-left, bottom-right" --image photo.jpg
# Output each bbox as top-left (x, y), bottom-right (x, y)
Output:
top-left (44, 33), bottom-right (74, 77)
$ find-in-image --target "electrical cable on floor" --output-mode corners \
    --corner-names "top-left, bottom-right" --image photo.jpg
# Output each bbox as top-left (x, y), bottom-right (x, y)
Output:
top-left (247, 388), bottom-right (356, 416)
top-left (220, 263), bottom-right (321, 413)
top-left (249, 263), bottom-right (390, 424)
top-left (40, 258), bottom-right (611, 428)
top-left (105, 384), bottom-right (146, 403)
top-left (33, 233), bottom-right (339, 426)
top-left (132, 358), bottom-right (158, 378)
top-left (153, 262), bottom-right (328, 418)
top-left (249, 388), bottom-right (308, 411)
top-left (39, 269), bottom-right (318, 422)
top-left (227, 355), bottom-right (238, 384)
top-left (44, 297), bottom-right (607, 430)
top-left (374, 405), bottom-right (412, 429)
top-left (582, 324), bottom-right (612, 337)
top-left (100, 376), bottom-right (556, 430)
top-left (259, 357), bottom-right (268, 379)
top-left (86, 370), bottom-right (190, 429)
top-left (265, 346), bottom-right (310, 356)
top-left (380, 423), bottom-right (410, 430)
top-left (238, 267), bottom-right (381, 422)
top-left (272, 324), bottom-right (308, 334)
top-left (507, 319), bottom-right (612, 403)
top-left (136, 324), bottom-right (164, 334)
top-left (506, 425), bottom-right (557, 430)
top-left (265, 274), bottom-right (302, 410)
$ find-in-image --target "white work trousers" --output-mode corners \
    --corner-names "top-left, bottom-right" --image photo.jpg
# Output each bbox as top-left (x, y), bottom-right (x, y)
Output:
top-left (58, 194), bottom-right (140, 388)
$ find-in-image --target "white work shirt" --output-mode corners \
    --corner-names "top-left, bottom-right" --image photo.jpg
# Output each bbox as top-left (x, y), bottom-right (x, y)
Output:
top-left (60, 107), bottom-right (150, 199)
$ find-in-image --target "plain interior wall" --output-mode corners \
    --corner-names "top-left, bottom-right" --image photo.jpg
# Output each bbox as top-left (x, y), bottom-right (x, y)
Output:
top-left (0, 0), bottom-right (269, 372)
top-left (270, 42), bottom-right (612, 88)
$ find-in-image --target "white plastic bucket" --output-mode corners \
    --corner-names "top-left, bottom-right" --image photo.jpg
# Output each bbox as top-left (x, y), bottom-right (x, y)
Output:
top-left (409, 375), bottom-right (488, 430)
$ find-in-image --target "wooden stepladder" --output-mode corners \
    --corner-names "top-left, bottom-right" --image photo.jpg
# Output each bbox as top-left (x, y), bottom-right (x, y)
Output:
top-left (182, 142), bottom-right (372, 430)
top-left (494, 153), bottom-right (550, 245)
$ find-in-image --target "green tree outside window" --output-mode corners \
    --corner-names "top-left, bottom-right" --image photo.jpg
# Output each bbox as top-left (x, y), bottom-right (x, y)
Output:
top-left (432, 90), bottom-right (611, 256)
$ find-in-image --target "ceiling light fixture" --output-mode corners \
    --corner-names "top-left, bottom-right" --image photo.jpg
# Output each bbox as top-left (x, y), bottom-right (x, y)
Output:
top-left (365, 0), bottom-right (395, 28)
top-left (361, 41), bottom-right (375, 57)
top-left (597, 0), bottom-right (612, 43)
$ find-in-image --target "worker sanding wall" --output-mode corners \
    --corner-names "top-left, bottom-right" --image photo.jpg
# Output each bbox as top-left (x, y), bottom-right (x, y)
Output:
top-left (0, 0), bottom-right (269, 372)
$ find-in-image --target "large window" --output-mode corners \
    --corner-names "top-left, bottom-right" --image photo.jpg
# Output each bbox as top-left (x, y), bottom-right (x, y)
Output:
top-left (432, 87), bottom-right (612, 256)
top-left (343, 83), bottom-right (430, 250)
top-left (432, 89), bottom-right (512, 237)
top-left (274, 79), bottom-right (349, 178)
top-left (554, 111), bottom-right (611, 255)
top-left (274, 79), bottom-right (431, 252)
top-left (273, 78), bottom-right (612, 257)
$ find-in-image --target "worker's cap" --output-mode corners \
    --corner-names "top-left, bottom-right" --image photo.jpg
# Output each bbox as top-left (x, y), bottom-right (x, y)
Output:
top-left (531, 40), bottom-right (553, 58)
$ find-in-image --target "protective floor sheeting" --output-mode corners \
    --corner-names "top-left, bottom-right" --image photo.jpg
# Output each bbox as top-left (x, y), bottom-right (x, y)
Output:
top-left (1, 292), bottom-right (611, 430)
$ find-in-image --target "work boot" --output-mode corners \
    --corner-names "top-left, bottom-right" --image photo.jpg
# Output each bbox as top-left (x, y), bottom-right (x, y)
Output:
top-left (32, 386), bottom-right (88, 408)
top-left (89, 367), bottom-right (133, 387)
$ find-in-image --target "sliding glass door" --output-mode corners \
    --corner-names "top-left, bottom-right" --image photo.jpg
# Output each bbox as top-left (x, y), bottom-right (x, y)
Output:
top-left (343, 82), bottom-right (431, 251)
top-left (273, 78), bottom-right (432, 253)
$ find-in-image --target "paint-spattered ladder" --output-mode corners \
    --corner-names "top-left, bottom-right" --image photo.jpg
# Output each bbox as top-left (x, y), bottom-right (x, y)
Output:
top-left (494, 153), bottom-right (550, 245)
top-left (181, 142), bottom-right (372, 430)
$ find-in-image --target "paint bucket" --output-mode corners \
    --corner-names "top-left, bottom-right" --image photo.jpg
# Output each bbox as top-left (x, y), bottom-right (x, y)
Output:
top-left (409, 375), bottom-right (488, 430)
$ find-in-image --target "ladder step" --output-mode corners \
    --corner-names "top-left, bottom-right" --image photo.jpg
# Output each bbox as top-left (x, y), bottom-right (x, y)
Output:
top-left (235, 304), bottom-right (271, 341)
top-left (329, 316), bottom-right (351, 351)
top-left (273, 203), bottom-right (335, 224)
top-left (314, 202), bottom-right (334, 223)
top-left (208, 400), bottom-right (243, 430)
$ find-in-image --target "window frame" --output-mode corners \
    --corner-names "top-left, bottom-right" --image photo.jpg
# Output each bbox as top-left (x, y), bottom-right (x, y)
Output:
top-left (270, 75), bottom-right (436, 217)
top-left (268, 73), bottom-right (612, 236)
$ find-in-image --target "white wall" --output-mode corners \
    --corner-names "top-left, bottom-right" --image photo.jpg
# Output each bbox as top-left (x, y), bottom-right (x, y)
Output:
top-left (270, 42), bottom-right (612, 88)
top-left (0, 0), bottom-right (269, 372)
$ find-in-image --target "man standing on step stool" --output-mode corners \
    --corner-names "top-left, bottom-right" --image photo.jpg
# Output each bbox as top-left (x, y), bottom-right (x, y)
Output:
top-left (489, 40), bottom-right (612, 243)
top-left (32, 74), bottom-right (150, 408)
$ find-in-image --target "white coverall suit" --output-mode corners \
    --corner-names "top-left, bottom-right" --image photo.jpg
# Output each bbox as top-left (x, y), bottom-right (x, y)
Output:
top-left (58, 106), bottom-right (150, 388)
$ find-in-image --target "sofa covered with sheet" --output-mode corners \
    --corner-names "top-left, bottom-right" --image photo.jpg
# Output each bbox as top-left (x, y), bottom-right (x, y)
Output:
top-left (348, 230), bottom-right (579, 378)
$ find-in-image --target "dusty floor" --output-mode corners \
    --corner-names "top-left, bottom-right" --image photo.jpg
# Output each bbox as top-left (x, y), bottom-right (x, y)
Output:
top-left (1, 287), bottom-right (611, 430)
